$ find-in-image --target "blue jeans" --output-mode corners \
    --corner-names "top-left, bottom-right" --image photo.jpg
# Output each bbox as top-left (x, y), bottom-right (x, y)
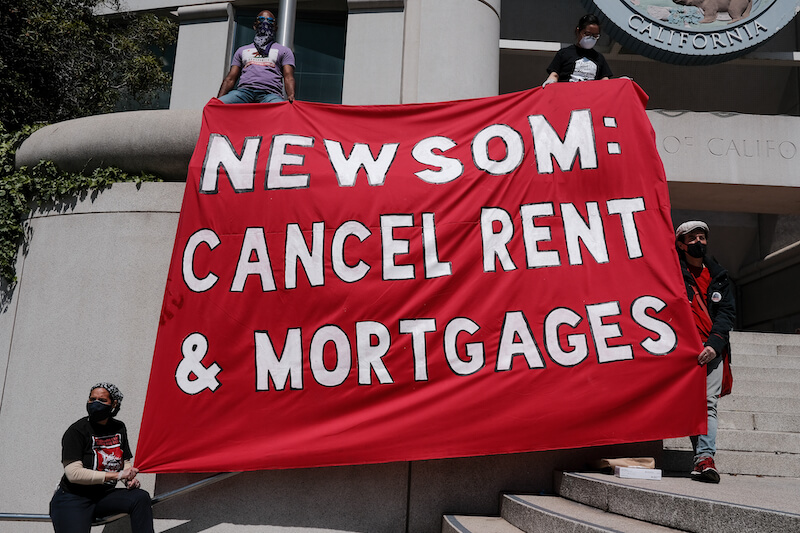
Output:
top-left (691, 354), bottom-right (723, 462)
top-left (218, 87), bottom-right (284, 104)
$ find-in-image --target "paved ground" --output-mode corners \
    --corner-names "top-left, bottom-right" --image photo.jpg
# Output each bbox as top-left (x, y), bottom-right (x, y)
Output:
top-left (578, 472), bottom-right (800, 516)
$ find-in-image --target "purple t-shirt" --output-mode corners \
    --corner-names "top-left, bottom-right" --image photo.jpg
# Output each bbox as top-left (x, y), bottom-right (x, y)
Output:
top-left (231, 42), bottom-right (295, 95)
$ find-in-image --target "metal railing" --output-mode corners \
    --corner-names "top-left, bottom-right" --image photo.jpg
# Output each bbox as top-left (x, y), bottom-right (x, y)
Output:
top-left (0, 472), bottom-right (240, 524)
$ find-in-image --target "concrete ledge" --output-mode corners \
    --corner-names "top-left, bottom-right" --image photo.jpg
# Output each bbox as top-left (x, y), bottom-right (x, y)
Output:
top-left (443, 514), bottom-right (523, 533)
top-left (15, 109), bottom-right (202, 181)
top-left (735, 354), bottom-right (800, 369)
top-left (733, 367), bottom-right (800, 383)
top-left (734, 379), bottom-right (800, 397)
top-left (557, 471), bottom-right (800, 532)
top-left (501, 494), bottom-right (668, 532)
top-left (731, 331), bottom-right (800, 346)
top-left (725, 396), bottom-right (800, 414)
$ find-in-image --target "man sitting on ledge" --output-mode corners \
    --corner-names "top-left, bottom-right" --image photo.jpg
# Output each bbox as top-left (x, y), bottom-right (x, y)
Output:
top-left (217, 10), bottom-right (296, 104)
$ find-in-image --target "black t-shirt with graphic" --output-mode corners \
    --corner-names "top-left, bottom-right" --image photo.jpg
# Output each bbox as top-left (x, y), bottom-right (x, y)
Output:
top-left (59, 417), bottom-right (132, 498)
top-left (547, 44), bottom-right (613, 82)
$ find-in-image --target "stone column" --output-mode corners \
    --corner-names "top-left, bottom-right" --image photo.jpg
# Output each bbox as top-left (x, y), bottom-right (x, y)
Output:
top-left (170, 2), bottom-right (235, 109)
top-left (401, 0), bottom-right (501, 103)
top-left (343, 0), bottom-right (406, 104)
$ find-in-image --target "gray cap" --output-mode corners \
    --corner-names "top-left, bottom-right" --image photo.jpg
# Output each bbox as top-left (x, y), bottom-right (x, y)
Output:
top-left (675, 220), bottom-right (709, 239)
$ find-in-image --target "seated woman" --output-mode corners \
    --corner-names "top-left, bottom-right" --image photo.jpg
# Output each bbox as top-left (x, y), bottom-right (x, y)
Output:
top-left (543, 14), bottom-right (613, 86)
top-left (49, 382), bottom-right (154, 533)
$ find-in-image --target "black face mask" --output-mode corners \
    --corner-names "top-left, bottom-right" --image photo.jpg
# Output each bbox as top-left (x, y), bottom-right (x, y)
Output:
top-left (686, 242), bottom-right (707, 259)
top-left (86, 400), bottom-right (113, 422)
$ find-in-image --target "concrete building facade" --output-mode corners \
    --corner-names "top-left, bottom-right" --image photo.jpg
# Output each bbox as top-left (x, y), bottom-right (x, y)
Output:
top-left (3, 0), bottom-right (800, 531)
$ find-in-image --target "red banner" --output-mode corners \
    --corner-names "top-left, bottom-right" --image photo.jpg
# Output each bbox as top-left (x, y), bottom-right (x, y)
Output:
top-left (136, 80), bottom-right (706, 473)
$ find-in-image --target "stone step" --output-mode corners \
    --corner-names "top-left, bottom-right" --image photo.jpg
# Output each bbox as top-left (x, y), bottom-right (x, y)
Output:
top-left (500, 494), bottom-right (679, 532)
top-left (730, 343), bottom-right (800, 357)
top-left (442, 515), bottom-right (523, 533)
top-left (779, 345), bottom-right (800, 356)
top-left (733, 354), bottom-right (800, 369)
top-left (732, 343), bottom-right (778, 356)
top-left (664, 429), bottom-right (800, 454)
top-left (729, 367), bottom-right (800, 384)
top-left (555, 471), bottom-right (800, 533)
top-left (730, 331), bottom-right (800, 347)
top-left (660, 448), bottom-right (800, 477)
top-left (732, 379), bottom-right (800, 397)
top-left (716, 411), bottom-right (800, 432)
top-left (721, 395), bottom-right (800, 414)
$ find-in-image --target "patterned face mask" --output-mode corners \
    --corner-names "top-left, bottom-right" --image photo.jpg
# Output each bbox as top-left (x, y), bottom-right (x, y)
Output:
top-left (254, 19), bottom-right (276, 56)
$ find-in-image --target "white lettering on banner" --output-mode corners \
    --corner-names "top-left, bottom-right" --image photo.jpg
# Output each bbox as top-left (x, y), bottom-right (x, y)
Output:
top-left (472, 124), bottom-right (525, 175)
top-left (381, 214), bottom-right (416, 281)
top-left (184, 198), bottom-right (645, 293)
top-left (544, 307), bottom-right (587, 367)
top-left (607, 198), bottom-right (646, 259)
top-left (309, 325), bottom-right (351, 387)
top-left (255, 328), bottom-right (303, 391)
top-left (200, 135), bottom-right (260, 193)
top-left (285, 222), bottom-right (325, 289)
top-left (496, 310), bottom-right (545, 371)
top-left (183, 229), bottom-right (221, 292)
top-left (481, 198), bottom-right (646, 272)
top-left (356, 321), bottom-right (394, 385)
top-left (422, 212), bottom-right (452, 279)
top-left (412, 136), bottom-right (463, 184)
top-left (198, 110), bottom-right (604, 192)
top-left (267, 134), bottom-right (314, 189)
top-left (444, 318), bottom-right (485, 375)
top-left (331, 221), bottom-right (372, 283)
top-left (529, 109), bottom-right (597, 174)
top-left (631, 296), bottom-right (677, 355)
top-left (176, 333), bottom-right (221, 394)
top-left (324, 140), bottom-right (400, 187)
top-left (251, 296), bottom-right (676, 392)
top-left (398, 318), bottom-right (437, 381)
top-left (231, 227), bottom-right (276, 292)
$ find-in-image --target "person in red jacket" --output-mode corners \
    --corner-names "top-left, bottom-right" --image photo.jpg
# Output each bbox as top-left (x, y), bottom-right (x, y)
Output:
top-left (676, 220), bottom-right (736, 484)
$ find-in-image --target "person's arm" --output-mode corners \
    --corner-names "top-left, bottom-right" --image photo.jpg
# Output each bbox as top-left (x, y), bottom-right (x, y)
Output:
top-left (705, 276), bottom-right (736, 357)
top-left (282, 64), bottom-right (296, 102)
top-left (544, 48), bottom-right (565, 87)
top-left (63, 460), bottom-right (139, 485)
top-left (542, 71), bottom-right (559, 87)
top-left (217, 65), bottom-right (242, 98)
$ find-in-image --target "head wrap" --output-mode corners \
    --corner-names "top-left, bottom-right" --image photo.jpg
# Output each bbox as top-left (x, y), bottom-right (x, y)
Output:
top-left (90, 382), bottom-right (123, 416)
top-left (254, 18), bottom-right (276, 57)
top-left (675, 220), bottom-right (709, 240)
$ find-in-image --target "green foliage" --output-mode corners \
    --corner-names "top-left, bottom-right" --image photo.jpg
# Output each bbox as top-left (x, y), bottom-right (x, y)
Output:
top-left (0, 123), bottom-right (161, 282)
top-left (0, 0), bottom-right (177, 129)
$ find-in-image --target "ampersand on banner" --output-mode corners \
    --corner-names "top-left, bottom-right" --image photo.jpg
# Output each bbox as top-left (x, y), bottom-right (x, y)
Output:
top-left (175, 333), bottom-right (222, 394)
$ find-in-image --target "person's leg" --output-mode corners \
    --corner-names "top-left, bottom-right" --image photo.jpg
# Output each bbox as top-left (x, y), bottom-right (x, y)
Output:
top-left (690, 355), bottom-right (723, 482)
top-left (93, 488), bottom-right (154, 533)
top-left (49, 486), bottom-right (95, 533)
top-left (695, 355), bottom-right (723, 461)
top-left (218, 87), bottom-right (257, 104)
top-left (257, 92), bottom-right (285, 103)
